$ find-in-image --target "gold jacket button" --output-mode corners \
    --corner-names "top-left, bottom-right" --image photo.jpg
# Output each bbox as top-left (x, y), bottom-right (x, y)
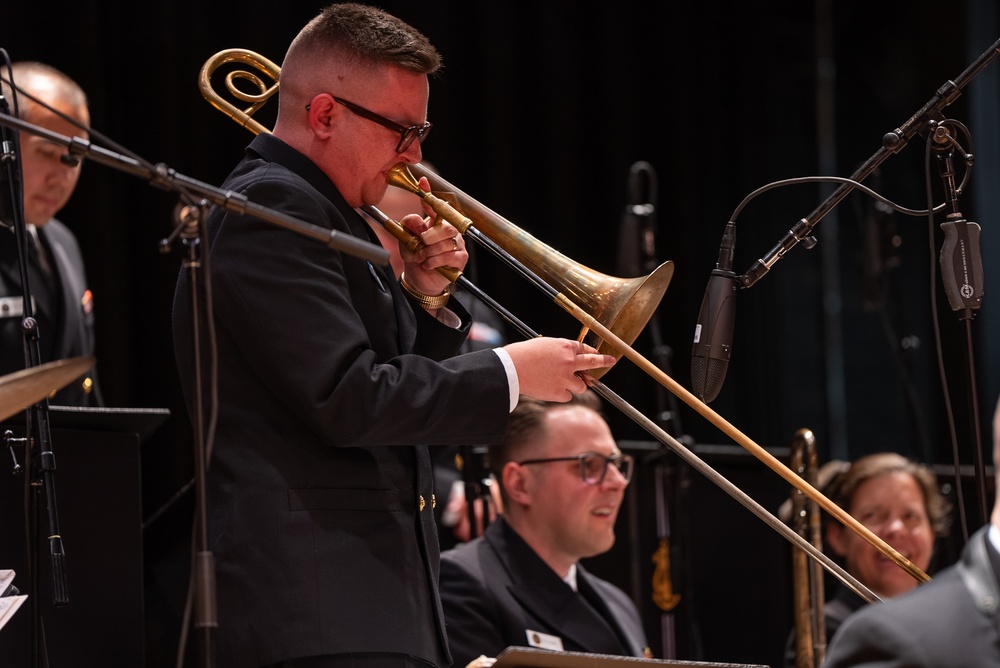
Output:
top-left (419, 494), bottom-right (437, 512)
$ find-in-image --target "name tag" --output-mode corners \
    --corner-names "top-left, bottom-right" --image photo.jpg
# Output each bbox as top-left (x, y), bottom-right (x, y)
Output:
top-left (0, 296), bottom-right (33, 319)
top-left (525, 629), bottom-right (563, 651)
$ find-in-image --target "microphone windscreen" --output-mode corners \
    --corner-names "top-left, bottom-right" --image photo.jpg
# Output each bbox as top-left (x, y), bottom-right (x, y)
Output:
top-left (691, 270), bottom-right (737, 402)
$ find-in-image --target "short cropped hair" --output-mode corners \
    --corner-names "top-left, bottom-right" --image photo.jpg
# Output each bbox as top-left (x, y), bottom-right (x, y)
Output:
top-left (283, 2), bottom-right (442, 77)
top-left (488, 391), bottom-right (604, 504)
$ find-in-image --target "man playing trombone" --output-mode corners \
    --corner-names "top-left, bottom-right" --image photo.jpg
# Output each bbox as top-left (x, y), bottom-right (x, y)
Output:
top-left (171, 3), bottom-right (616, 668)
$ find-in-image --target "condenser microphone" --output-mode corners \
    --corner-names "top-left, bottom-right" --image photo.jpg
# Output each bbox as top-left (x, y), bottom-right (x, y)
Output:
top-left (691, 221), bottom-right (738, 403)
top-left (616, 161), bottom-right (657, 277)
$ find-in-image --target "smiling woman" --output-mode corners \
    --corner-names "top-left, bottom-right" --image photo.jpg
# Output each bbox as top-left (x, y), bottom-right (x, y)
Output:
top-left (783, 451), bottom-right (952, 668)
top-left (824, 453), bottom-right (951, 596)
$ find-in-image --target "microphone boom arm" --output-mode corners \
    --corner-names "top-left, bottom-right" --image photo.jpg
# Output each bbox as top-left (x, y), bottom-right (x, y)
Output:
top-left (0, 113), bottom-right (390, 266)
top-left (739, 37), bottom-right (1000, 289)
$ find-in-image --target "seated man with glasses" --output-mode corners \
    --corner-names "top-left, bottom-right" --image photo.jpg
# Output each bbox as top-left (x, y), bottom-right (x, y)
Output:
top-left (439, 390), bottom-right (650, 667)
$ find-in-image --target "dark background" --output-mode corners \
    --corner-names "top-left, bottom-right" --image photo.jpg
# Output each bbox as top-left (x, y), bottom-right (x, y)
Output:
top-left (1, 1), bottom-right (998, 667)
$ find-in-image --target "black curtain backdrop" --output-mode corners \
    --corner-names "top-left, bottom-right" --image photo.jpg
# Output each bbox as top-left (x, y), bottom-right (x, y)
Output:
top-left (2, 1), bottom-right (997, 666)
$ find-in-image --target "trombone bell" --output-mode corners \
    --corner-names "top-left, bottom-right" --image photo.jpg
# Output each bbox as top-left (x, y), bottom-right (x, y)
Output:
top-left (403, 163), bottom-right (674, 377)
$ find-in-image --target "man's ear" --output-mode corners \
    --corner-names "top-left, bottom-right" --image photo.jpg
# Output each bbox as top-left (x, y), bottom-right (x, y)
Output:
top-left (502, 462), bottom-right (533, 507)
top-left (306, 93), bottom-right (337, 138)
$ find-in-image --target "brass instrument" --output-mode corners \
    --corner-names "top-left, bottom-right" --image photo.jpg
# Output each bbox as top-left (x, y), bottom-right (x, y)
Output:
top-left (389, 163), bottom-right (673, 374)
top-left (197, 48), bottom-right (931, 599)
top-left (198, 48), bottom-right (673, 374)
top-left (198, 49), bottom-right (280, 136)
top-left (789, 429), bottom-right (825, 668)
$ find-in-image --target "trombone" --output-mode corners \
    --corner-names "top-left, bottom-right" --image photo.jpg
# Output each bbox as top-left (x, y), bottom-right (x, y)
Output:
top-left (788, 429), bottom-right (826, 668)
top-left (197, 48), bottom-right (929, 603)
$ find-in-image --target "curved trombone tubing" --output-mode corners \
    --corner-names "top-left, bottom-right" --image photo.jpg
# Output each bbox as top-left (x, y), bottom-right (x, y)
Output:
top-left (199, 49), bottom-right (280, 136)
top-left (197, 47), bottom-right (928, 599)
top-left (790, 429), bottom-right (826, 668)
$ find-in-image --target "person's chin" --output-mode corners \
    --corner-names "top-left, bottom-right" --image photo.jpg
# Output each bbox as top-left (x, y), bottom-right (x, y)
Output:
top-left (26, 204), bottom-right (57, 226)
top-left (879, 577), bottom-right (920, 598)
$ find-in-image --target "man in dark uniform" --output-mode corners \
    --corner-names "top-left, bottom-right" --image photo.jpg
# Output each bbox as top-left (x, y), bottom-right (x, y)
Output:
top-left (439, 391), bottom-right (649, 666)
top-left (0, 61), bottom-right (100, 405)
top-left (170, 4), bottom-right (615, 666)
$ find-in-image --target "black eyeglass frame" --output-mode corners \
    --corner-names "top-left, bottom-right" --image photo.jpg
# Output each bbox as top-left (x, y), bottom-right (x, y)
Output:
top-left (305, 95), bottom-right (432, 153)
top-left (516, 452), bottom-right (634, 486)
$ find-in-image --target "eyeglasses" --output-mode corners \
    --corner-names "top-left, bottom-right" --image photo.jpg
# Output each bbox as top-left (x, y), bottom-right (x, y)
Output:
top-left (517, 452), bottom-right (634, 486)
top-left (307, 95), bottom-right (433, 153)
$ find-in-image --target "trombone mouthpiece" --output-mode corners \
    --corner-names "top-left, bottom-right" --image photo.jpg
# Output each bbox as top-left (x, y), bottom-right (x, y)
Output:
top-left (387, 163), bottom-right (421, 194)
top-left (386, 163), bottom-right (473, 233)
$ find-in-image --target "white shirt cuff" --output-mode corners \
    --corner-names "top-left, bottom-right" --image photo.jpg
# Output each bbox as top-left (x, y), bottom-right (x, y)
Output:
top-left (491, 347), bottom-right (518, 412)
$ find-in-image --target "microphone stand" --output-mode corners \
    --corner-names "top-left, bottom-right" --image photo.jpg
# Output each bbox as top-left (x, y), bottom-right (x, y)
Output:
top-left (2, 94), bottom-right (69, 668)
top-left (930, 125), bottom-right (987, 523)
top-left (722, 41), bottom-right (998, 519)
top-left (621, 161), bottom-right (691, 660)
top-left (160, 200), bottom-right (217, 668)
top-left (460, 444), bottom-right (491, 540)
top-left (0, 112), bottom-right (389, 668)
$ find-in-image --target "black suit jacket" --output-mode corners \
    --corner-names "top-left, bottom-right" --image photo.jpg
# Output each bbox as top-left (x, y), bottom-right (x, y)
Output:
top-left (824, 525), bottom-right (1000, 667)
top-left (172, 134), bottom-right (512, 667)
top-left (439, 517), bottom-right (648, 667)
top-left (0, 219), bottom-right (100, 405)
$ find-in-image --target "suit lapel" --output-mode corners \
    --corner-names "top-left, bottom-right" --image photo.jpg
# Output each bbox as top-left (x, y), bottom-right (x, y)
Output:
top-left (43, 227), bottom-right (86, 359)
top-left (348, 211), bottom-right (415, 354)
top-left (490, 520), bottom-right (628, 654)
top-left (577, 568), bottom-right (646, 655)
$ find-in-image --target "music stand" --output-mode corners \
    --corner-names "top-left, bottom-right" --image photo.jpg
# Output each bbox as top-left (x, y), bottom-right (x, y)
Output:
top-left (494, 647), bottom-right (770, 668)
top-left (0, 406), bottom-right (169, 666)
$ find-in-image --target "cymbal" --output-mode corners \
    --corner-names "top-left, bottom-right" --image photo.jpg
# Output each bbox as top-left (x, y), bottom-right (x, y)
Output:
top-left (0, 356), bottom-right (95, 423)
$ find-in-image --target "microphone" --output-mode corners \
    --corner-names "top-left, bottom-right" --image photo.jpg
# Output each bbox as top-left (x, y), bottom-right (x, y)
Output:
top-left (930, 124), bottom-right (983, 313)
top-left (691, 221), bottom-right (738, 403)
top-left (939, 216), bottom-right (984, 312)
top-left (616, 161), bottom-right (657, 277)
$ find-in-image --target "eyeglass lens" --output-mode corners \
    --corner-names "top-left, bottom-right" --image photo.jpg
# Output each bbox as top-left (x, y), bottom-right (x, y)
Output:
top-left (397, 124), bottom-right (431, 153)
top-left (581, 454), bottom-right (632, 485)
